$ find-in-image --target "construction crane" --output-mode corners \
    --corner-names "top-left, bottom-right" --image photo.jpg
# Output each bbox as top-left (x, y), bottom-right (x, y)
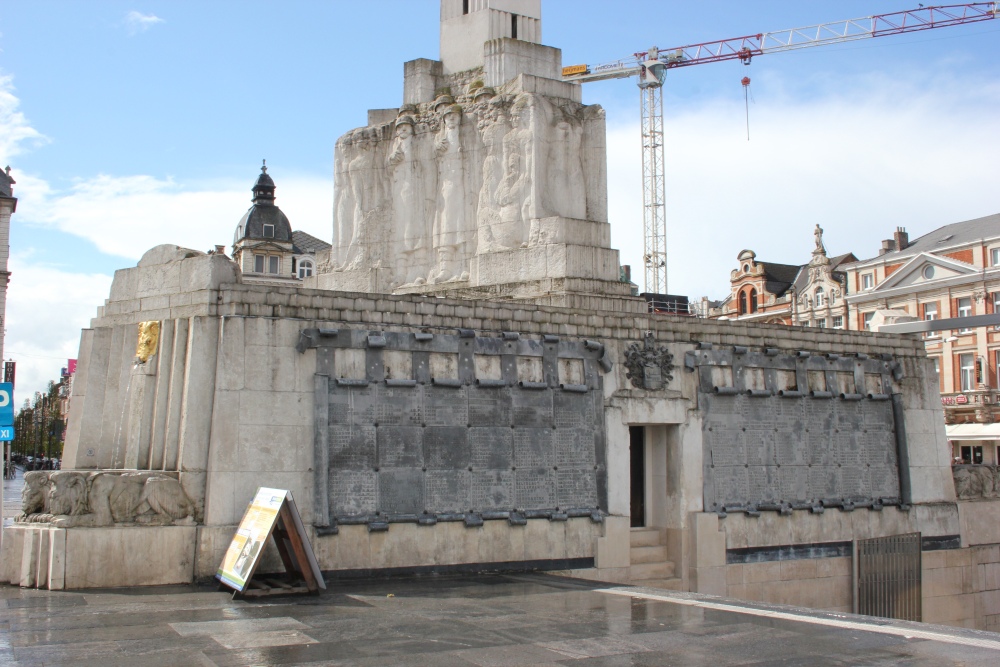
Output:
top-left (562, 3), bottom-right (998, 298)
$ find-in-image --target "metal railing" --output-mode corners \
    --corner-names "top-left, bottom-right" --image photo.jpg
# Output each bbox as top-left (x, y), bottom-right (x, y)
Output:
top-left (856, 532), bottom-right (922, 621)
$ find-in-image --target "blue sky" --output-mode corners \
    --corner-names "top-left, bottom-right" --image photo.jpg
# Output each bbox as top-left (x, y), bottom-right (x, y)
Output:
top-left (1, 1), bottom-right (998, 399)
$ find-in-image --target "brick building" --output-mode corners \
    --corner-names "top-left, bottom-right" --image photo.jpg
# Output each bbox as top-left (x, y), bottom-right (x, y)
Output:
top-left (843, 214), bottom-right (1000, 463)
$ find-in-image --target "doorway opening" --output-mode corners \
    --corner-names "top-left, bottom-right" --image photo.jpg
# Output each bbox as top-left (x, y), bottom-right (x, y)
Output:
top-left (629, 425), bottom-right (645, 527)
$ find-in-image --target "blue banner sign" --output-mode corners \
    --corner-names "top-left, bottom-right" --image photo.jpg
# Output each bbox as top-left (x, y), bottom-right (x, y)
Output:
top-left (0, 426), bottom-right (14, 441)
top-left (0, 383), bottom-right (12, 426)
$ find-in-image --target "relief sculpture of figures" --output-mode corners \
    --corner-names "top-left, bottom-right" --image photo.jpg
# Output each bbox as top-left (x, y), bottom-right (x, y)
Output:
top-left (389, 116), bottom-right (430, 285)
top-left (16, 470), bottom-right (200, 527)
top-left (545, 111), bottom-right (587, 221)
top-left (496, 96), bottom-right (537, 250)
top-left (476, 96), bottom-right (509, 255)
top-left (430, 105), bottom-right (468, 283)
top-left (342, 129), bottom-right (383, 270)
top-left (332, 133), bottom-right (356, 268)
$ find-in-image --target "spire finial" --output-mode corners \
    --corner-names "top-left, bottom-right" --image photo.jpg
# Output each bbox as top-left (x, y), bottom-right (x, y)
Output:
top-left (261, 159), bottom-right (267, 174)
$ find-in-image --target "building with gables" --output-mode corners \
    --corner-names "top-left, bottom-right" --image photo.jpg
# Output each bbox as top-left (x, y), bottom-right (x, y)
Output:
top-left (843, 214), bottom-right (1000, 463)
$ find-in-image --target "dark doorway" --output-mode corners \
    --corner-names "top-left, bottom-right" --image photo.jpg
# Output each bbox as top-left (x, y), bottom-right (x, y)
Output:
top-left (629, 426), bottom-right (645, 527)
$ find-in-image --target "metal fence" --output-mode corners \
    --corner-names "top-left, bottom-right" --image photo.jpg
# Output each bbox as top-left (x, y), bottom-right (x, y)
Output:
top-left (856, 532), bottom-right (922, 622)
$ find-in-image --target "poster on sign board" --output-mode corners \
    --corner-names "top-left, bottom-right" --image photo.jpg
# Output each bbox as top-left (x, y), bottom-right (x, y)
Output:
top-left (217, 487), bottom-right (285, 591)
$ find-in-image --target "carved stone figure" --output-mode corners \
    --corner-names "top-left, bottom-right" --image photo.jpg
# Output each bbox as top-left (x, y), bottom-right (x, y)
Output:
top-left (953, 465), bottom-right (998, 500)
top-left (430, 105), bottom-right (468, 283)
top-left (476, 98), bottom-right (509, 254)
top-left (814, 224), bottom-right (825, 254)
top-left (495, 96), bottom-right (537, 249)
top-left (624, 333), bottom-right (675, 390)
top-left (19, 470), bottom-right (50, 517)
top-left (136, 321), bottom-right (160, 363)
top-left (544, 112), bottom-right (587, 221)
top-left (17, 470), bottom-right (199, 527)
top-left (389, 116), bottom-right (430, 285)
top-left (342, 129), bottom-right (382, 270)
top-left (333, 132), bottom-right (356, 267)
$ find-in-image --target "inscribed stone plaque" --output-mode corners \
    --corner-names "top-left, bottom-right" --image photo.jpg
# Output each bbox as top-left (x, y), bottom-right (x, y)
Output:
top-left (315, 330), bottom-right (608, 523)
top-left (511, 390), bottom-right (552, 427)
top-left (556, 469), bottom-right (597, 508)
top-left (513, 428), bottom-right (554, 468)
top-left (378, 426), bottom-right (423, 467)
top-left (379, 468), bottom-right (424, 514)
top-left (423, 426), bottom-right (470, 469)
top-left (515, 468), bottom-right (556, 508)
top-left (329, 424), bottom-right (376, 470)
top-left (469, 470), bottom-right (514, 510)
top-left (424, 385), bottom-right (468, 426)
top-left (329, 470), bottom-right (377, 516)
top-left (469, 427), bottom-right (513, 470)
top-left (424, 470), bottom-right (469, 513)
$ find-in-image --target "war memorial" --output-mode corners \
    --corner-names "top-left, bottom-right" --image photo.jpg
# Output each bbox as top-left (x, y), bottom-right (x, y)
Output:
top-left (2, 0), bottom-right (999, 632)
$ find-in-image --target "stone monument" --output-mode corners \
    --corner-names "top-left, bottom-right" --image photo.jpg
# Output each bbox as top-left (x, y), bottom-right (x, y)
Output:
top-left (314, 0), bottom-right (635, 311)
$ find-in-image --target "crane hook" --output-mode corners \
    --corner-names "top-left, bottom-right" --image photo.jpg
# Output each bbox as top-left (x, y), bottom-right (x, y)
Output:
top-left (741, 76), bottom-right (752, 141)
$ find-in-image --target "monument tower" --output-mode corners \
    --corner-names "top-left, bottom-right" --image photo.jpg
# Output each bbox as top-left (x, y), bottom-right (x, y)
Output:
top-left (315, 0), bottom-right (638, 311)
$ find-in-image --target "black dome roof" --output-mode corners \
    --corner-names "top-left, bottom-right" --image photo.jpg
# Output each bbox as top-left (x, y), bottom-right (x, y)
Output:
top-left (234, 162), bottom-right (293, 244)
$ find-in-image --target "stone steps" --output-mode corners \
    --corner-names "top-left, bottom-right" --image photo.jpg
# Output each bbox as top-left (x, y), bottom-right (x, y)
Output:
top-left (629, 527), bottom-right (679, 588)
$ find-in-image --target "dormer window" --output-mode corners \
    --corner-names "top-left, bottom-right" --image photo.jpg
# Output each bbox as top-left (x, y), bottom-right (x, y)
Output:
top-left (815, 286), bottom-right (824, 307)
top-left (263, 224), bottom-right (274, 238)
top-left (298, 260), bottom-right (314, 279)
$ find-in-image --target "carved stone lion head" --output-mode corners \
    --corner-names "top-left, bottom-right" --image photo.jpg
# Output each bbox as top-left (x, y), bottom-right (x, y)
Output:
top-left (48, 471), bottom-right (89, 516)
top-left (21, 470), bottom-right (50, 515)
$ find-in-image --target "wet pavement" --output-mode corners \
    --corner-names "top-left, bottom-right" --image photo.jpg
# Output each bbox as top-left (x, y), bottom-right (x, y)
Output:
top-left (2, 467), bottom-right (23, 529)
top-left (1, 573), bottom-right (999, 666)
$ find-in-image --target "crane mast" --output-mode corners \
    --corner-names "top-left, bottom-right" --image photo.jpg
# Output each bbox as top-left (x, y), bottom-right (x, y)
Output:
top-left (563, 3), bottom-right (998, 297)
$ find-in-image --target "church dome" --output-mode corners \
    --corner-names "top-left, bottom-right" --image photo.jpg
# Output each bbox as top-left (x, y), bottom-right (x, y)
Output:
top-left (233, 161), bottom-right (293, 245)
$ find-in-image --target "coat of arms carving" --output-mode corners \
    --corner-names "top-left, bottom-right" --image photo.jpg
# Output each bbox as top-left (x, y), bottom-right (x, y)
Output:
top-left (624, 333), bottom-right (674, 390)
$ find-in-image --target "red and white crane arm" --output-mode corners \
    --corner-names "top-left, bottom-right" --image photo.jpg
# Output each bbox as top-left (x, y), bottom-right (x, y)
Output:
top-left (566, 3), bottom-right (998, 84)
top-left (561, 3), bottom-right (997, 296)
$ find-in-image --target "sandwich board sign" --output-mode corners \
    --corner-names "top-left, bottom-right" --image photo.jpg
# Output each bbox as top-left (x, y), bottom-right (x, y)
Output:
top-left (217, 487), bottom-right (326, 596)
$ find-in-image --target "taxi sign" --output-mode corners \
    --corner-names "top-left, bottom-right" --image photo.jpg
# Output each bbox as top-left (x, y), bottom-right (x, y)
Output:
top-left (0, 426), bottom-right (12, 441)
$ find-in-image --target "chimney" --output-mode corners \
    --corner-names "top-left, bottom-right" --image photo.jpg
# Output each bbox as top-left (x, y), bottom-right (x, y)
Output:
top-left (214, 245), bottom-right (226, 256)
top-left (879, 239), bottom-right (896, 256)
top-left (893, 227), bottom-right (908, 251)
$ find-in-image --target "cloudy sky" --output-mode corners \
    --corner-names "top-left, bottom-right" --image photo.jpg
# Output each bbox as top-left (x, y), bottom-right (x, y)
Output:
top-left (1, 1), bottom-right (998, 400)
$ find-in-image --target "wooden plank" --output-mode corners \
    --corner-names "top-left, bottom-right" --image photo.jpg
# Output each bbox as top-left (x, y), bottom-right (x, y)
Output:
top-left (279, 503), bottom-right (319, 593)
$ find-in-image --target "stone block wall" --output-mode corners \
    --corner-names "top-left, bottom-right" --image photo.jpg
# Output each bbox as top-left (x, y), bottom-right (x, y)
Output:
top-left (48, 251), bottom-right (967, 595)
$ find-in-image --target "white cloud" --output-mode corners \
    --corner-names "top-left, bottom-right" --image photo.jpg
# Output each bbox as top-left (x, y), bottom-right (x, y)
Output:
top-left (4, 256), bottom-right (113, 403)
top-left (605, 69), bottom-right (1000, 300)
top-left (16, 171), bottom-right (333, 260)
top-left (124, 11), bottom-right (165, 36)
top-left (0, 72), bottom-right (48, 160)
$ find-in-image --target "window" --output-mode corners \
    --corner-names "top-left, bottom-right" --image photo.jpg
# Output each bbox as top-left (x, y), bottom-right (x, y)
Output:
top-left (816, 319), bottom-right (827, 328)
top-left (463, 0), bottom-right (469, 14)
top-left (863, 312), bottom-right (874, 330)
top-left (922, 265), bottom-right (935, 280)
top-left (815, 286), bottom-right (825, 307)
top-left (254, 254), bottom-right (265, 273)
top-left (959, 353), bottom-right (975, 391)
top-left (749, 288), bottom-right (758, 313)
top-left (268, 256), bottom-right (280, 274)
top-left (263, 224), bottom-right (274, 238)
top-left (511, 13), bottom-right (518, 39)
top-left (994, 292), bottom-right (1000, 330)
top-left (992, 247), bottom-right (1000, 266)
top-left (738, 290), bottom-right (747, 315)
top-left (960, 445), bottom-right (983, 465)
top-left (298, 260), bottom-right (314, 279)
top-left (932, 357), bottom-right (940, 379)
top-left (861, 273), bottom-right (874, 290)
top-left (957, 297), bottom-right (972, 333)
top-left (743, 263), bottom-right (750, 273)
top-left (832, 315), bottom-right (843, 329)
top-left (923, 302), bottom-right (938, 338)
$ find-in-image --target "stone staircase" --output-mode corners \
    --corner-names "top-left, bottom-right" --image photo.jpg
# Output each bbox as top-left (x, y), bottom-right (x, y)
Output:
top-left (629, 527), bottom-right (683, 590)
